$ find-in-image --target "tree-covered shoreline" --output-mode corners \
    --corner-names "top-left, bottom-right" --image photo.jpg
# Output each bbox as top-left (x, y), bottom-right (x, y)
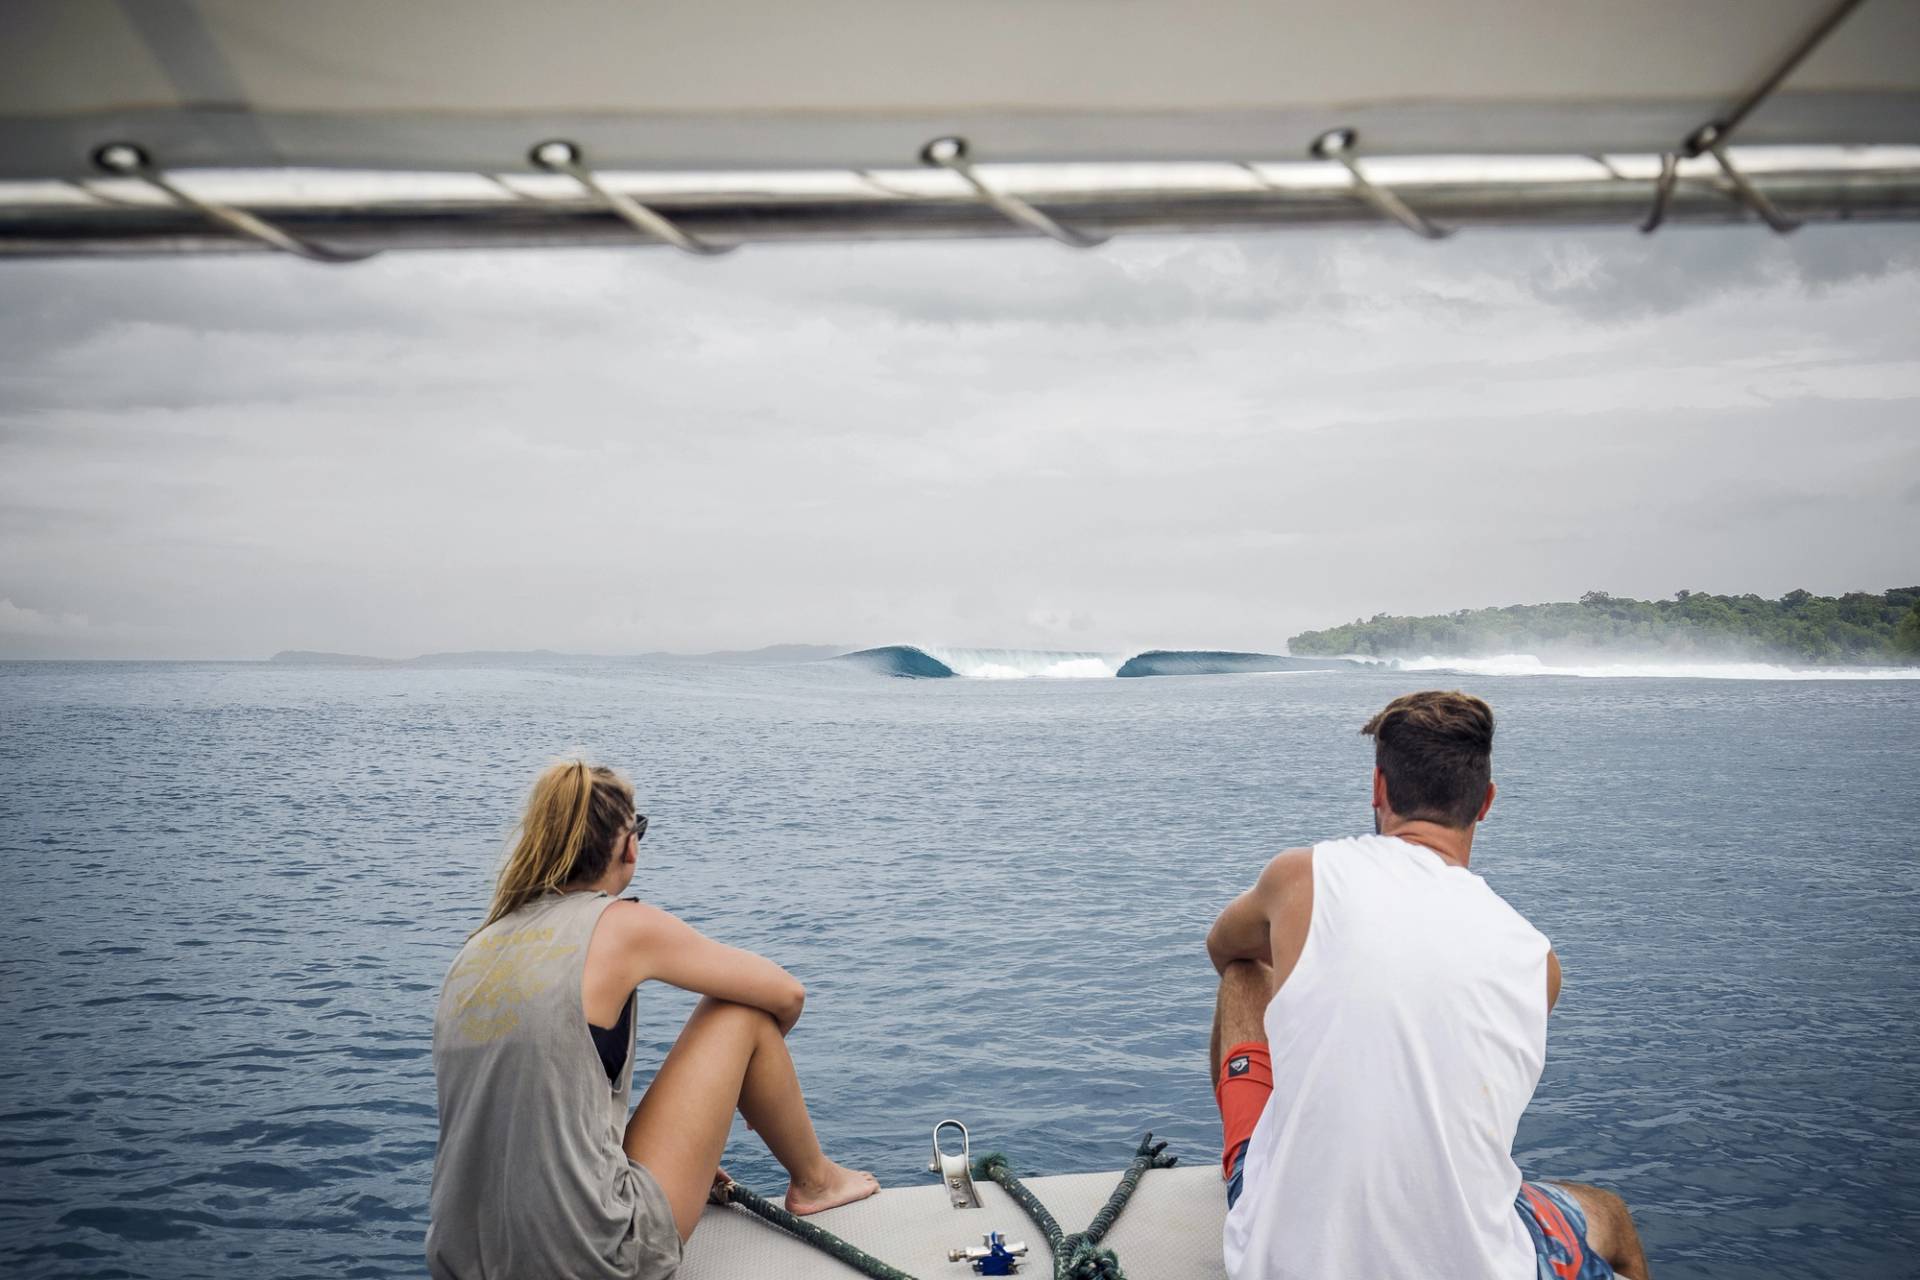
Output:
top-left (1289, 587), bottom-right (1920, 665)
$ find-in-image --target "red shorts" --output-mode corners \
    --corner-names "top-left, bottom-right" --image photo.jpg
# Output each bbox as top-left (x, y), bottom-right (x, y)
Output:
top-left (1215, 1041), bottom-right (1273, 1184)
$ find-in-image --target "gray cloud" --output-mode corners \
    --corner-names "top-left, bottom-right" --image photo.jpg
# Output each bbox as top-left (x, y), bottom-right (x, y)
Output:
top-left (1, 223), bottom-right (1916, 659)
top-left (1507, 223), bottom-right (1920, 321)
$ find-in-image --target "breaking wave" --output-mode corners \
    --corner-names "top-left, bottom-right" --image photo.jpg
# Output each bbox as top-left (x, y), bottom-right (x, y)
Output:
top-left (835, 646), bottom-right (1358, 679)
top-left (1116, 650), bottom-right (1357, 678)
top-left (1360, 654), bottom-right (1920, 681)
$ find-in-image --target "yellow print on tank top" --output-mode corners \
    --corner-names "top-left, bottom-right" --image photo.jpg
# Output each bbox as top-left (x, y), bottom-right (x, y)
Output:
top-left (447, 926), bottom-right (580, 1043)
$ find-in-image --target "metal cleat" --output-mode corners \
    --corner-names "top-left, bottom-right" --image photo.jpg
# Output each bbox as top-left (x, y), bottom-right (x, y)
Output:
top-left (929, 1119), bottom-right (983, 1209)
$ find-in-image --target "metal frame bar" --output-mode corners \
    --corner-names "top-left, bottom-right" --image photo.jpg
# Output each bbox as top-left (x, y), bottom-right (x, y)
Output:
top-left (8, 157), bottom-right (1916, 260)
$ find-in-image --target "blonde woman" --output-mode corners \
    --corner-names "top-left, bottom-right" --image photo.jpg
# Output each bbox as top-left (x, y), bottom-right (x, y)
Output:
top-left (426, 761), bottom-right (878, 1280)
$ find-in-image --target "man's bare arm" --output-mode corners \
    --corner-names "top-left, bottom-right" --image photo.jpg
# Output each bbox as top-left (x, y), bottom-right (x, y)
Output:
top-left (1207, 847), bottom-right (1312, 976)
top-left (1547, 949), bottom-right (1562, 1013)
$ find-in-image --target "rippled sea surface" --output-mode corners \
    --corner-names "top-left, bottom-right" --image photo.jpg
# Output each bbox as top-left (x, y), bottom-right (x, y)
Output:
top-left (2, 659), bottom-right (1916, 1279)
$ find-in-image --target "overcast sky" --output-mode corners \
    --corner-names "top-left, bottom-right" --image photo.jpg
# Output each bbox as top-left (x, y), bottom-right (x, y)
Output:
top-left (1, 222), bottom-right (1917, 660)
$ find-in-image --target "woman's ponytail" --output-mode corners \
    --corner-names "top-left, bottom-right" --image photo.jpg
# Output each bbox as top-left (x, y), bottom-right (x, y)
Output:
top-left (477, 760), bottom-right (636, 934)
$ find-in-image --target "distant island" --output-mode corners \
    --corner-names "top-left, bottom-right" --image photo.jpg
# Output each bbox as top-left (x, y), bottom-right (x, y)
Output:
top-left (1289, 587), bottom-right (1920, 665)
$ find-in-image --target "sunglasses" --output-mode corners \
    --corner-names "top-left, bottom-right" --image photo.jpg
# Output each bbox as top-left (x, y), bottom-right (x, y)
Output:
top-left (627, 813), bottom-right (649, 844)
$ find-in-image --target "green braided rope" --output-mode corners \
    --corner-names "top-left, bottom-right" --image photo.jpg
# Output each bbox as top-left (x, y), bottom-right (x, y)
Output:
top-left (1083, 1134), bottom-right (1179, 1245)
top-left (720, 1134), bottom-right (1177, 1280)
top-left (972, 1151), bottom-right (1066, 1248)
top-left (718, 1181), bottom-right (919, 1280)
top-left (972, 1134), bottom-right (1178, 1280)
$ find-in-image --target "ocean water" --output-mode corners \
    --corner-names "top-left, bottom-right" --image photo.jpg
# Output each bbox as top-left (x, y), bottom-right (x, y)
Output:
top-left (1, 658), bottom-right (1916, 1279)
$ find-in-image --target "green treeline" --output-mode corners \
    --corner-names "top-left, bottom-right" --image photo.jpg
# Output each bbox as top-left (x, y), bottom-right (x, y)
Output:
top-left (1289, 587), bottom-right (1920, 665)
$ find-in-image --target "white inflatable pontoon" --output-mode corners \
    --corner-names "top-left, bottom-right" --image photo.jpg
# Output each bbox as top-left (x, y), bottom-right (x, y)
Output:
top-left (684, 1164), bottom-right (1225, 1280)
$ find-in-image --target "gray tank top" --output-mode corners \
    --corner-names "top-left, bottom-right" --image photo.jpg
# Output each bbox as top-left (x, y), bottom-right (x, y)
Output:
top-left (427, 891), bottom-right (682, 1279)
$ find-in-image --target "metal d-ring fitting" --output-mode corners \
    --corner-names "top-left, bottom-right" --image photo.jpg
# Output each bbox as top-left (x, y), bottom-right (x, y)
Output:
top-left (919, 136), bottom-right (1109, 249)
top-left (1640, 153), bottom-right (1682, 234)
top-left (91, 142), bottom-right (374, 263)
top-left (1683, 124), bottom-right (1801, 234)
top-left (529, 140), bottom-right (733, 256)
top-left (1309, 127), bottom-right (1451, 240)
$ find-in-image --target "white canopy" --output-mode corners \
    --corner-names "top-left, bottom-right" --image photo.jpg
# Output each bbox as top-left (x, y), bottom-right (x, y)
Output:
top-left (5, 0), bottom-right (1918, 175)
top-left (1, 0), bottom-right (1916, 257)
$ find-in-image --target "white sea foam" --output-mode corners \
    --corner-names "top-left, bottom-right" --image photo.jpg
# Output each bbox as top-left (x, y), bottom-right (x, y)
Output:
top-left (1363, 653), bottom-right (1920, 681)
top-left (922, 647), bottom-right (1124, 679)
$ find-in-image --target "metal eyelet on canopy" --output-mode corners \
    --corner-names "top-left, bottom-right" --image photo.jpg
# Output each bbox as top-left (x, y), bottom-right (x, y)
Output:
top-left (92, 143), bottom-right (375, 263)
top-left (1309, 128), bottom-right (1451, 240)
top-left (919, 136), bottom-right (1109, 249)
top-left (529, 140), bottom-right (733, 256)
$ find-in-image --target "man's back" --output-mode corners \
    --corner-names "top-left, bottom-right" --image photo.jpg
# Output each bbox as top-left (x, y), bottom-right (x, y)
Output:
top-left (1223, 833), bottom-right (1551, 1280)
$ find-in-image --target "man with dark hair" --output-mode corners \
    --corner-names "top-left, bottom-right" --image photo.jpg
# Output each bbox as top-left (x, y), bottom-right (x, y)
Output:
top-left (1206, 691), bottom-right (1648, 1280)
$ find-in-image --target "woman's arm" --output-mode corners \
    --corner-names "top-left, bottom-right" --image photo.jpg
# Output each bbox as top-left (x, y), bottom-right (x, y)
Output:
top-left (607, 901), bottom-right (807, 1034)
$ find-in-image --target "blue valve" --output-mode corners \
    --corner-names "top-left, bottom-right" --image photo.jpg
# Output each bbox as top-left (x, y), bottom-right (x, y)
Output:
top-left (973, 1232), bottom-right (1019, 1275)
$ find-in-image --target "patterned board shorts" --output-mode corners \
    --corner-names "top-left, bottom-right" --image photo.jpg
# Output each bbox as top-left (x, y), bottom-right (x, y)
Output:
top-left (1217, 1042), bottom-right (1615, 1279)
top-left (1515, 1180), bottom-right (1615, 1280)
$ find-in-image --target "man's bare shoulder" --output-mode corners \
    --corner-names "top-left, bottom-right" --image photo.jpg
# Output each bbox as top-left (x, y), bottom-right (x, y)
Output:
top-left (1259, 848), bottom-right (1316, 985)
top-left (1256, 846), bottom-right (1314, 895)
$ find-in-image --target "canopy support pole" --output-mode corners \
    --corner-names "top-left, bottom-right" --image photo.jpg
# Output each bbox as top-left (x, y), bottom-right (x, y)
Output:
top-left (1697, 0), bottom-right (1869, 147)
top-left (919, 136), bottom-right (1109, 248)
top-left (91, 143), bottom-right (374, 263)
top-left (530, 140), bottom-right (734, 256)
top-left (1307, 129), bottom-right (1452, 239)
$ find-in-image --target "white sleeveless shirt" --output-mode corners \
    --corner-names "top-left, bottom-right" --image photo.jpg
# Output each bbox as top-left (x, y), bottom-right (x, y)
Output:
top-left (1222, 834), bottom-right (1550, 1280)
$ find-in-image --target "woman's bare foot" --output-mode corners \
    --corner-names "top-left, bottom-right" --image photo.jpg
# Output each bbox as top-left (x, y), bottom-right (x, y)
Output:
top-left (785, 1161), bottom-right (880, 1215)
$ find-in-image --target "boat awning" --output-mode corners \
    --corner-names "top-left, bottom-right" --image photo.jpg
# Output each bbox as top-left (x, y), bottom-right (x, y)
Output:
top-left (3, 0), bottom-right (1918, 258)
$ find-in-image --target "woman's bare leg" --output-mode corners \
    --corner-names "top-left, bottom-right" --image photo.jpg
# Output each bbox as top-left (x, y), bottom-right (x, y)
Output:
top-left (623, 997), bottom-right (879, 1241)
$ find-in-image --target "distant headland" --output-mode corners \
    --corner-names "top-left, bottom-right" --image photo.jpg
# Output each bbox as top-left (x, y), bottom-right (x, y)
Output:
top-left (1288, 587), bottom-right (1920, 665)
